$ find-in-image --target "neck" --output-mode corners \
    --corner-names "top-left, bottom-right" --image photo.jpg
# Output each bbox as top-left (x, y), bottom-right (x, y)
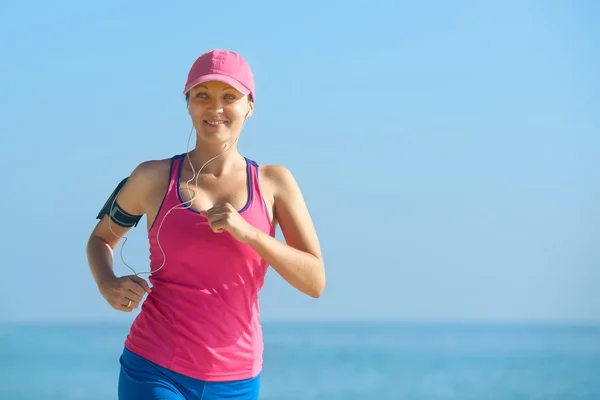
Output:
top-left (187, 138), bottom-right (243, 176)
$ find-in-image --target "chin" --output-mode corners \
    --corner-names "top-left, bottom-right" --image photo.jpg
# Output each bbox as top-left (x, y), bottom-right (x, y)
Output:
top-left (196, 129), bottom-right (237, 144)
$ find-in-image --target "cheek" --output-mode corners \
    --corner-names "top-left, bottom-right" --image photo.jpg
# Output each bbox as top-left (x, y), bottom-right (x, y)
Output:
top-left (188, 106), bottom-right (205, 120)
top-left (226, 104), bottom-right (249, 121)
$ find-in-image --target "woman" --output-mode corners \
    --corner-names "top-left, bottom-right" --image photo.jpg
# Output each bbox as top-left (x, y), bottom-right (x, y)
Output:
top-left (86, 49), bottom-right (326, 400)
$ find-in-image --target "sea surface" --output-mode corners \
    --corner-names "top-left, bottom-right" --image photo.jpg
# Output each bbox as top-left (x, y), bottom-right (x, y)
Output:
top-left (0, 321), bottom-right (599, 399)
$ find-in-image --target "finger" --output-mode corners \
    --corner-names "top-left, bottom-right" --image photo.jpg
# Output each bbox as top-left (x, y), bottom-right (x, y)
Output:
top-left (215, 202), bottom-right (232, 210)
top-left (123, 279), bottom-right (146, 297)
top-left (208, 218), bottom-right (227, 233)
top-left (112, 302), bottom-right (133, 312)
top-left (129, 275), bottom-right (152, 293)
top-left (207, 213), bottom-right (228, 225)
top-left (202, 207), bottom-right (226, 219)
top-left (215, 203), bottom-right (233, 212)
top-left (122, 297), bottom-right (140, 309)
top-left (125, 291), bottom-right (143, 303)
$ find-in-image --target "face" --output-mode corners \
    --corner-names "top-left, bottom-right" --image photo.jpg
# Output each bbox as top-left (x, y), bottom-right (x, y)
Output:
top-left (187, 80), bottom-right (253, 144)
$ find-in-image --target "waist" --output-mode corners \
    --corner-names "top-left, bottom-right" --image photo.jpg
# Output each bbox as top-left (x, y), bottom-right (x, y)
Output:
top-left (125, 290), bottom-right (263, 381)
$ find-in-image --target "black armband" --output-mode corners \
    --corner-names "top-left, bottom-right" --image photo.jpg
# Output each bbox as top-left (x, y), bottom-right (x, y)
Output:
top-left (96, 177), bottom-right (142, 228)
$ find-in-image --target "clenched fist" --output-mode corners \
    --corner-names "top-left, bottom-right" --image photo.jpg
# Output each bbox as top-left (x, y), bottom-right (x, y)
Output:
top-left (200, 203), bottom-right (256, 243)
top-left (98, 275), bottom-right (151, 312)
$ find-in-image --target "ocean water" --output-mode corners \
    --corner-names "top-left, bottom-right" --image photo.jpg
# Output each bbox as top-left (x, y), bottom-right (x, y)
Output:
top-left (0, 322), bottom-right (599, 399)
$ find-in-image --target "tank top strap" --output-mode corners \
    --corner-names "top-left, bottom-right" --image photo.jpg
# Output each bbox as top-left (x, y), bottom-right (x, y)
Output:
top-left (245, 158), bottom-right (260, 203)
top-left (148, 154), bottom-right (185, 233)
top-left (244, 158), bottom-right (272, 225)
top-left (166, 154), bottom-right (185, 198)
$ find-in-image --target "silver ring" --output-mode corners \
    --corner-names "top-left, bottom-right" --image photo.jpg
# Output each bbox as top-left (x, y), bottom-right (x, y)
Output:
top-left (127, 300), bottom-right (132, 308)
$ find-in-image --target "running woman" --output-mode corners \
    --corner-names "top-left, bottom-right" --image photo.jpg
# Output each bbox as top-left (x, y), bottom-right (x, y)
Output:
top-left (86, 49), bottom-right (326, 400)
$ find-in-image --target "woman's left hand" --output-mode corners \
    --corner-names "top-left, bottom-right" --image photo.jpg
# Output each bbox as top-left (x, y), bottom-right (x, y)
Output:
top-left (200, 203), bottom-right (256, 243)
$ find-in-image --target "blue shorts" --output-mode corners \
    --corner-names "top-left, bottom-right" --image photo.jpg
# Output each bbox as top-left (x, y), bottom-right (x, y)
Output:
top-left (118, 347), bottom-right (261, 400)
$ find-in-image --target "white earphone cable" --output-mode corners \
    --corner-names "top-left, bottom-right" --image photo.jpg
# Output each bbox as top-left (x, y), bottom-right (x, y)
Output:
top-left (107, 111), bottom-right (248, 277)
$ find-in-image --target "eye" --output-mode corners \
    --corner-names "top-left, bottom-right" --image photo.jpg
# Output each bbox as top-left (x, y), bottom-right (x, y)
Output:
top-left (224, 94), bottom-right (236, 100)
top-left (195, 92), bottom-right (208, 98)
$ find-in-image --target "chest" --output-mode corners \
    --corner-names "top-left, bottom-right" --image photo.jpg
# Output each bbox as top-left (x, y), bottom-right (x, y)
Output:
top-left (150, 207), bottom-right (269, 287)
top-left (179, 163), bottom-right (250, 214)
top-left (145, 173), bottom-right (247, 232)
top-left (145, 157), bottom-right (275, 231)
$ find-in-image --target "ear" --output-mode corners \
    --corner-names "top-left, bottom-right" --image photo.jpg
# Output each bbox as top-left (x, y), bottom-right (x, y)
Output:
top-left (246, 101), bottom-right (254, 119)
top-left (186, 93), bottom-right (191, 114)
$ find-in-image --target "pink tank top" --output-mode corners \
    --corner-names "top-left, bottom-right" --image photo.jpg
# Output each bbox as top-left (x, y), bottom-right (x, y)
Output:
top-left (124, 154), bottom-right (275, 382)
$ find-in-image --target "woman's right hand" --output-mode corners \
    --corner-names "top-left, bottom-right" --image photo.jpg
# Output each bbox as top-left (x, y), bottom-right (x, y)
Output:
top-left (98, 275), bottom-right (152, 312)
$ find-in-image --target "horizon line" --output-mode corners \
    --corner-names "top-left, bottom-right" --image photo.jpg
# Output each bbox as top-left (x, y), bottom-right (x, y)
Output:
top-left (2, 317), bottom-right (599, 328)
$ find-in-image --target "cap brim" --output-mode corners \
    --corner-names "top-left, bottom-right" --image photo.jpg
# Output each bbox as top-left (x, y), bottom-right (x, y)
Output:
top-left (183, 74), bottom-right (251, 96)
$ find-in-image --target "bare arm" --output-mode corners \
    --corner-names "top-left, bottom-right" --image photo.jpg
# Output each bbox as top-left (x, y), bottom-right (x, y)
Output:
top-left (246, 165), bottom-right (325, 298)
top-left (86, 162), bottom-right (155, 310)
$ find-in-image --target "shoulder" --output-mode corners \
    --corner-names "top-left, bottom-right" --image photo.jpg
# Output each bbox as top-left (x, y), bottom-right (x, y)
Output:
top-left (128, 157), bottom-right (175, 187)
top-left (259, 163), bottom-right (293, 181)
top-left (257, 163), bottom-right (301, 199)
top-left (118, 156), bottom-right (176, 207)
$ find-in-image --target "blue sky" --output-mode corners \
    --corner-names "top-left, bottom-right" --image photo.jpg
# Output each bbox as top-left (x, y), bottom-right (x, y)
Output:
top-left (0, 0), bottom-right (598, 324)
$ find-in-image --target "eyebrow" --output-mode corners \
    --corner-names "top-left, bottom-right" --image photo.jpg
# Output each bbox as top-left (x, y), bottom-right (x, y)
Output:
top-left (196, 85), bottom-right (235, 92)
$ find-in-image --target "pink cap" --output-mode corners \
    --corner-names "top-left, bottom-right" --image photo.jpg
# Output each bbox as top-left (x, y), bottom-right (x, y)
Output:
top-left (183, 49), bottom-right (255, 101)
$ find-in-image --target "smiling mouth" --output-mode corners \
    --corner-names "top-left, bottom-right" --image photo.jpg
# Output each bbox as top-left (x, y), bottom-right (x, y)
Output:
top-left (204, 120), bottom-right (228, 126)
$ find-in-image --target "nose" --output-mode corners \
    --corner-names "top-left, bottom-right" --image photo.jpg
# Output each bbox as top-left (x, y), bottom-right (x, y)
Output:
top-left (207, 96), bottom-right (224, 113)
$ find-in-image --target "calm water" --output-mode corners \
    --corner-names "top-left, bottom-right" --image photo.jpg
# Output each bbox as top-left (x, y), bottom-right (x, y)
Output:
top-left (0, 322), bottom-right (599, 399)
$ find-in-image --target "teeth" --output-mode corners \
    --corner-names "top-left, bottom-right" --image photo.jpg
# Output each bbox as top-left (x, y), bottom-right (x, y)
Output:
top-left (207, 121), bottom-right (226, 125)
